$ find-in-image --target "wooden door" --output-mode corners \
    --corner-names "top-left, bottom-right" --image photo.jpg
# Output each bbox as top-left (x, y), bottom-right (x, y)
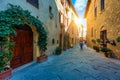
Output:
top-left (11, 29), bottom-right (33, 69)
top-left (100, 30), bottom-right (107, 47)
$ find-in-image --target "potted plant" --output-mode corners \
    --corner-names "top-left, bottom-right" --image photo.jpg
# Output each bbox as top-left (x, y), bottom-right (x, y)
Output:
top-left (0, 39), bottom-right (14, 80)
top-left (93, 46), bottom-right (100, 52)
top-left (116, 36), bottom-right (120, 42)
top-left (101, 47), bottom-right (111, 57)
top-left (37, 50), bottom-right (48, 62)
top-left (55, 46), bottom-right (62, 55)
top-left (37, 29), bottom-right (48, 62)
top-left (91, 39), bottom-right (96, 44)
top-left (96, 39), bottom-right (100, 43)
top-left (110, 40), bottom-right (116, 46)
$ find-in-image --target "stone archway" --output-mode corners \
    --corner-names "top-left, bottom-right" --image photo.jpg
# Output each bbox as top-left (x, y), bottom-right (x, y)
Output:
top-left (0, 4), bottom-right (47, 70)
top-left (10, 25), bottom-right (33, 69)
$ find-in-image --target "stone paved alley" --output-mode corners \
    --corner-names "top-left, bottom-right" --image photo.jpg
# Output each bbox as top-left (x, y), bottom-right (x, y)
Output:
top-left (9, 45), bottom-right (120, 80)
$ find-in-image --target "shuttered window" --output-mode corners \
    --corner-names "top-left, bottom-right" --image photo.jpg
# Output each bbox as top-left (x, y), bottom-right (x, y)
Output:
top-left (27, 0), bottom-right (39, 8)
top-left (100, 0), bottom-right (105, 11)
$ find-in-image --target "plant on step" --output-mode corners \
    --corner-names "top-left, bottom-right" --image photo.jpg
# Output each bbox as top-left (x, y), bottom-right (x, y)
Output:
top-left (0, 39), bottom-right (14, 72)
top-left (93, 46), bottom-right (100, 52)
top-left (55, 46), bottom-right (62, 55)
top-left (0, 4), bottom-right (47, 71)
top-left (101, 47), bottom-right (110, 53)
top-left (116, 36), bottom-right (120, 42)
top-left (91, 39), bottom-right (96, 44)
top-left (101, 47), bottom-right (111, 57)
top-left (96, 39), bottom-right (100, 43)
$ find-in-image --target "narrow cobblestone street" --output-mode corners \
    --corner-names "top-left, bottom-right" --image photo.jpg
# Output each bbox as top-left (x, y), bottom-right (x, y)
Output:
top-left (10, 45), bottom-right (120, 80)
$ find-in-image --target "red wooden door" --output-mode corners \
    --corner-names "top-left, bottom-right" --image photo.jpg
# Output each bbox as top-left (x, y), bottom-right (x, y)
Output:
top-left (11, 29), bottom-right (33, 69)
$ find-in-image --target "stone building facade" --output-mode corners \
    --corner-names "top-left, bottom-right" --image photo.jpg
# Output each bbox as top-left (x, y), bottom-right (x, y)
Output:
top-left (85, 0), bottom-right (120, 59)
top-left (0, 0), bottom-right (61, 55)
top-left (55, 0), bottom-right (70, 49)
top-left (67, 20), bottom-right (79, 47)
top-left (0, 0), bottom-right (60, 68)
top-left (55, 0), bottom-right (80, 49)
top-left (66, 4), bottom-right (80, 48)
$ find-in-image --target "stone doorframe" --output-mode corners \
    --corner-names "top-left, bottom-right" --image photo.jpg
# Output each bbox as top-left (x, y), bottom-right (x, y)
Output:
top-left (100, 26), bottom-right (107, 47)
top-left (29, 25), bottom-right (40, 60)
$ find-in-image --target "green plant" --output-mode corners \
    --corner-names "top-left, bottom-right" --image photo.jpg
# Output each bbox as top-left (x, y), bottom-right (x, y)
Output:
top-left (55, 46), bottom-right (62, 55)
top-left (101, 47), bottom-right (112, 57)
top-left (0, 40), bottom-right (14, 72)
top-left (91, 39), bottom-right (96, 44)
top-left (116, 36), bottom-right (120, 42)
top-left (93, 46), bottom-right (99, 52)
top-left (101, 47), bottom-right (110, 53)
top-left (96, 39), bottom-right (100, 43)
top-left (0, 4), bottom-right (47, 72)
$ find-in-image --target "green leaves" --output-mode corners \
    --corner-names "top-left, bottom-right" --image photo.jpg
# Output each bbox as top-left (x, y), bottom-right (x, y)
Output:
top-left (116, 36), bottom-right (120, 42)
top-left (0, 4), bottom-right (47, 71)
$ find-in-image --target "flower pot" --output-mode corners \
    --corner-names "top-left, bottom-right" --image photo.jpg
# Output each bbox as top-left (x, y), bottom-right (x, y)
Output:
top-left (0, 68), bottom-right (12, 80)
top-left (37, 55), bottom-right (48, 62)
top-left (96, 50), bottom-right (100, 52)
top-left (104, 52), bottom-right (110, 57)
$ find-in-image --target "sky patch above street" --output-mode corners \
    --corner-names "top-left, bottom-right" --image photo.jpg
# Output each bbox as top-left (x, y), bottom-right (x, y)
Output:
top-left (72, 0), bottom-right (87, 17)
top-left (72, 0), bottom-right (88, 36)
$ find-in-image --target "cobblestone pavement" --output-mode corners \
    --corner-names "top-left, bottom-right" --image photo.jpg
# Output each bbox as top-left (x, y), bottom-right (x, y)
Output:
top-left (10, 45), bottom-right (120, 80)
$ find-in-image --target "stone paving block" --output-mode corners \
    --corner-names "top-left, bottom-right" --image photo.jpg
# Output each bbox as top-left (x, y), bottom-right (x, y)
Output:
top-left (9, 45), bottom-right (120, 80)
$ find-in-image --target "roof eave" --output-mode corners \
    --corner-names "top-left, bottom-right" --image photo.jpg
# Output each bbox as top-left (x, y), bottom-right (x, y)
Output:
top-left (84, 0), bottom-right (91, 18)
top-left (69, 0), bottom-right (79, 18)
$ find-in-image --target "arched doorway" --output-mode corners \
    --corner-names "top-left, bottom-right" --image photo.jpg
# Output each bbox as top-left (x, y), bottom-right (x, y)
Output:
top-left (100, 26), bottom-right (107, 47)
top-left (10, 24), bottom-right (33, 69)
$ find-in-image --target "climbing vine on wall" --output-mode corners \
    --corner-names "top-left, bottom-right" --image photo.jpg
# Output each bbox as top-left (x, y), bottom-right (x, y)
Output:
top-left (0, 4), bottom-right (47, 71)
top-left (0, 4), bottom-right (47, 51)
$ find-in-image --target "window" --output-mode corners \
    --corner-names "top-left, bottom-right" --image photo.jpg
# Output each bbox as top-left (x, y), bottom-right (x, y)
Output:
top-left (27, 0), bottom-right (39, 8)
top-left (61, 0), bottom-right (64, 5)
top-left (57, 40), bottom-right (59, 44)
top-left (100, 0), bottom-right (105, 11)
top-left (94, 7), bottom-right (97, 17)
top-left (49, 6), bottom-right (53, 19)
top-left (72, 38), bottom-right (74, 43)
top-left (52, 39), bottom-right (55, 44)
top-left (49, 6), bottom-right (52, 13)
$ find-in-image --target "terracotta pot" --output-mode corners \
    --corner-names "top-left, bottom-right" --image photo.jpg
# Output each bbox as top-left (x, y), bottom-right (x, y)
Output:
top-left (104, 52), bottom-right (110, 57)
top-left (0, 68), bottom-right (12, 80)
top-left (37, 55), bottom-right (48, 62)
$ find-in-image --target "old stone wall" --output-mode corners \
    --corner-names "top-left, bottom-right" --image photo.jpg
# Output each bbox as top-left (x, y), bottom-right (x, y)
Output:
top-left (0, 0), bottom-right (60, 57)
top-left (86, 0), bottom-right (120, 59)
